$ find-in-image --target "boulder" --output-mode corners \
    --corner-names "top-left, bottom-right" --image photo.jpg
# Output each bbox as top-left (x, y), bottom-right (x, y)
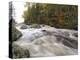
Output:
top-left (30, 24), bottom-right (41, 28)
top-left (20, 24), bottom-right (27, 29)
top-left (12, 43), bottom-right (30, 58)
top-left (9, 19), bottom-right (22, 42)
top-left (12, 26), bottom-right (22, 41)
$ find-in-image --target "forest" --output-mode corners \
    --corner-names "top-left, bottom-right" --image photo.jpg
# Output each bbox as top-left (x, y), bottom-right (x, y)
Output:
top-left (23, 3), bottom-right (78, 30)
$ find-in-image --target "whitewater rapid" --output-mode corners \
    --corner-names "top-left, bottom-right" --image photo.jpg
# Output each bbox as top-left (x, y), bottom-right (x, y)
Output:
top-left (13, 24), bottom-right (78, 57)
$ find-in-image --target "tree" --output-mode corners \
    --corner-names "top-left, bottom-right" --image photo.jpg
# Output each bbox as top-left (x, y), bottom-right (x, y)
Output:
top-left (23, 3), bottom-right (78, 30)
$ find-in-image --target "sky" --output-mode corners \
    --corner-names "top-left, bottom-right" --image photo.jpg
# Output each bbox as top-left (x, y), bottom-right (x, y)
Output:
top-left (13, 1), bottom-right (26, 23)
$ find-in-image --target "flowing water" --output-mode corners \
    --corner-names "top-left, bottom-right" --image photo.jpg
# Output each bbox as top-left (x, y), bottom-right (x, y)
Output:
top-left (13, 23), bottom-right (78, 57)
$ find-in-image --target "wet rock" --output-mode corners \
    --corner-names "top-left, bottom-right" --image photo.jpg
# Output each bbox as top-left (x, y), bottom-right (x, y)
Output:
top-left (12, 43), bottom-right (30, 58)
top-left (62, 39), bottom-right (78, 49)
top-left (54, 32), bottom-right (78, 49)
top-left (30, 24), bottom-right (41, 28)
top-left (9, 19), bottom-right (22, 42)
top-left (72, 32), bottom-right (78, 37)
top-left (12, 26), bottom-right (22, 41)
top-left (20, 24), bottom-right (27, 29)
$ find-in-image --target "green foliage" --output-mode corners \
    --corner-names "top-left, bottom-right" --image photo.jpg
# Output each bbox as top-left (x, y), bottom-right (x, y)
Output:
top-left (23, 3), bottom-right (78, 30)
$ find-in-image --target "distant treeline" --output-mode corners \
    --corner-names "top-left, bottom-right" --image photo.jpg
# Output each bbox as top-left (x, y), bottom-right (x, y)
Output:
top-left (23, 3), bottom-right (78, 30)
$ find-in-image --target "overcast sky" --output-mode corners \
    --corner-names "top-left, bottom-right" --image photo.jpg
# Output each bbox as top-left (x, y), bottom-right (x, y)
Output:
top-left (13, 1), bottom-right (26, 23)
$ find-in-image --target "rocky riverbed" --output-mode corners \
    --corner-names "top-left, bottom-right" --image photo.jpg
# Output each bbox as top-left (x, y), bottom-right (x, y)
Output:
top-left (12, 24), bottom-right (78, 58)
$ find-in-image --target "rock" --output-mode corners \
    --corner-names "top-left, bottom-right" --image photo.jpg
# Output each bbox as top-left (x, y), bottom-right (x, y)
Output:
top-left (10, 18), bottom-right (22, 41)
top-left (72, 32), bottom-right (78, 37)
top-left (12, 43), bottom-right (30, 58)
top-left (30, 24), bottom-right (41, 28)
top-left (55, 34), bottom-right (78, 49)
top-left (20, 24), bottom-right (27, 29)
top-left (12, 26), bottom-right (22, 41)
top-left (9, 20), bottom-right (23, 58)
top-left (9, 14), bottom-right (23, 58)
top-left (9, 19), bottom-right (22, 42)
